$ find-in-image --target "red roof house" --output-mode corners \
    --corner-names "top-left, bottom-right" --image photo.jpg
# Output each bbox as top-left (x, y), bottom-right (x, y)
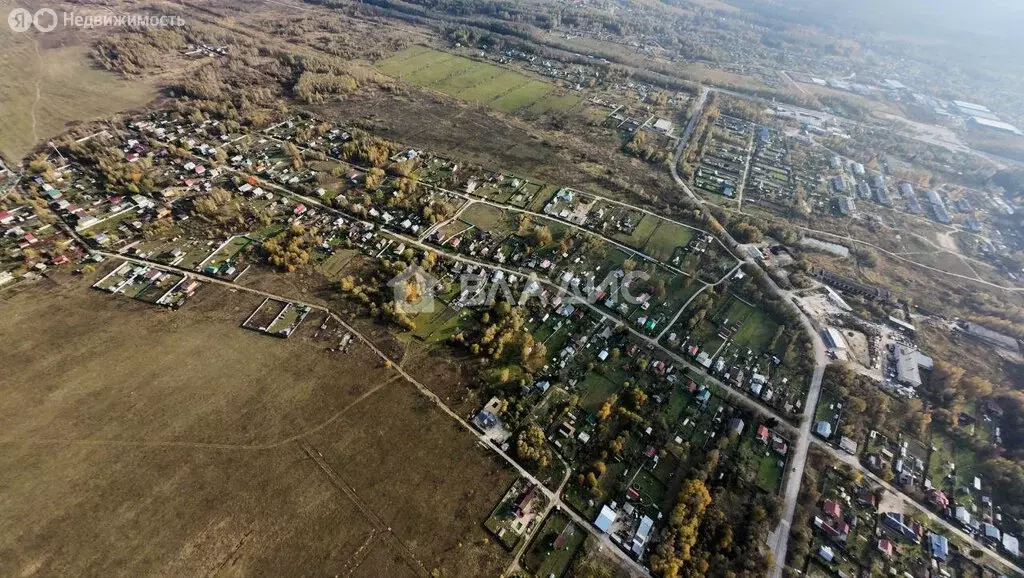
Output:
top-left (823, 499), bottom-right (842, 520)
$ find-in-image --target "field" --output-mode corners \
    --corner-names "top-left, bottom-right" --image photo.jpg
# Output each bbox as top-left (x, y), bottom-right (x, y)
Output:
top-left (0, 280), bottom-right (513, 576)
top-left (732, 308), bottom-right (779, 351)
top-left (643, 220), bottom-right (696, 262)
top-left (0, 26), bottom-right (156, 161)
top-left (377, 46), bottom-right (580, 115)
top-left (460, 202), bottom-right (516, 235)
top-left (579, 371), bottom-right (623, 414)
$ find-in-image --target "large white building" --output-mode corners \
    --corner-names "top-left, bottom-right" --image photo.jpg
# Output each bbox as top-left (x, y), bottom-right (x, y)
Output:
top-left (969, 116), bottom-right (1024, 137)
top-left (894, 345), bottom-right (932, 388)
top-left (822, 327), bottom-right (848, 353)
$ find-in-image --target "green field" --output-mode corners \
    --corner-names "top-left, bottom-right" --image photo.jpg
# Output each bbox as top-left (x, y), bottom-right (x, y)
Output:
top-left (756, 453), bottom-right (784, 492)
top-left (316, 249), bottom-right (359, 279)
top-left (732, 309), bottom-right (779, 351)
top-left (410, 307), bottom-right (464, 343)
top-left (579, 372), bottom-right (623, 414)
top-left (378, 46), bottom-right (580, 114)
top-left (461, 203), bottom-right (515, 234)
top-left (205, 236), bottom-right (251, 269)
top-left (643, 220), bottom-right (696, 262)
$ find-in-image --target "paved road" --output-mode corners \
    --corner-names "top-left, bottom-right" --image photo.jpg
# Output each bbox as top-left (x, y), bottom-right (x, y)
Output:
top-left (754, 263), bottom-right (829, 578)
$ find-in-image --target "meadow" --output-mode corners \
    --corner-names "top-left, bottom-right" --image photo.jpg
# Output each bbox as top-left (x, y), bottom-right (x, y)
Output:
top-left (377, 46), bottom-right (580, 115)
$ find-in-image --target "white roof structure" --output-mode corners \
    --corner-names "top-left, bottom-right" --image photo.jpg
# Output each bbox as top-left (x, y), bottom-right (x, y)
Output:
top-left (1003, 534), bottom-right (1020, 557)
top-left (970, 117), bottom-right (1024, 136)
top-left (815, 421), bottom-right (833, 439)
top-left (594, 505), bottom-right (617, 533)
top-left (954, 100), bottom-right (991, 113)
top-left (895, 345), bottom-right (924, 388)
top-left (631, 516), bottom-right (655, 555)
top-left (822, 328), bottom-right (848, 351)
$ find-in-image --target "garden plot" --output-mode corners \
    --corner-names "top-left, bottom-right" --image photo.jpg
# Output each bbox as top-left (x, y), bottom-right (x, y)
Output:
top-left (692, 115), bottom-right (753, 201)
top-left (242, 298), bottom-right (311, 338)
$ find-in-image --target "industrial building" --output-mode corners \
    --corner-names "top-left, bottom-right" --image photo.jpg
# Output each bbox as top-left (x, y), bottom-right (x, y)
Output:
top-left (969, 116), bottom-right (1024, 137)
top-left (894, 345), bottom-right (932, 388)
top-left (822, 327), bottom-right (848, 353)
top-left (952, 100), bottom-right (993, 116)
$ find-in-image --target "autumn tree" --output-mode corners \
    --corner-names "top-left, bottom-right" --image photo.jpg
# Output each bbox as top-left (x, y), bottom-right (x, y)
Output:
top-left (650, 479), bottom-right (713, 578)
top-left (516, 423), bottom-right (552, 469)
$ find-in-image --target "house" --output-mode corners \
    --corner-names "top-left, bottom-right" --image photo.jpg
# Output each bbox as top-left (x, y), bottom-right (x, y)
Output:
top-left (955, 506), bottom-right (971, 526)
top-left (631, 516), bottom-right (654, 557)
top-left (928, 490), bottom-right (950, 509)
top-left (881, 513), bottom-right (920, 543)
top-left (818, 545), bottom-right (834, 563)
top-left (823, 499), bottom-right (842, 520)
top-left (929, 533), bottom-right (949, 562)
top-left (878, 539), bottom-right (894, 558)
top-left (696, 351), bottom-right (712, 368)
top-left (857, 487), bottom-right (877, 509)
top-left (822, 520), bottom-right (850, 542)
top-left (515, 485), bottom-right (539, 518)
top-left (594, 505), bottom-right (617, 533)
top-left (757, 425), bottom-right (770, 443)
top-left (696, 387), bottom-right (711, 406)
top-left (772, 437), bottom-right (789, 455)
top-left (729, 418), bottom-right (744, 437)
top-left (983, 523), bottom-right (1001, 544)
top-left (815, 421), bottom-right (833, 439)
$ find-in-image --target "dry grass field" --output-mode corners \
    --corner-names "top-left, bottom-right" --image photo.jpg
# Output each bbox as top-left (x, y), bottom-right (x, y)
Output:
top-left (0, 21), bottom-right (156, 162)
top-left (0, 278), bottom-right (513, 576)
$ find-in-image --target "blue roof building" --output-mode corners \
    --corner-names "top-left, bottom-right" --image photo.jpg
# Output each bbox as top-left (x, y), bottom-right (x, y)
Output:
top-left (929, 533), bottom-right (950, 561)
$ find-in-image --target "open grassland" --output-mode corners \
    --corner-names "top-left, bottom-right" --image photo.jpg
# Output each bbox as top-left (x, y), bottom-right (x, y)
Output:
top-left (0, 280), bottom-right (512, 576)
top-left (0, 27), bottom-right (156, 161)
top-left (643, 220), bottom-right (696, 262)
top-left (377, 46), bottom-right (579, 115)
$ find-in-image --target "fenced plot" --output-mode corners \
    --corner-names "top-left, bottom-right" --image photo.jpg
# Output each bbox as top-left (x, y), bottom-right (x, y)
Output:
top-left (201, 236), bottom-right (251, 271)
top-left (239, 300), bottom-right (311, 338)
